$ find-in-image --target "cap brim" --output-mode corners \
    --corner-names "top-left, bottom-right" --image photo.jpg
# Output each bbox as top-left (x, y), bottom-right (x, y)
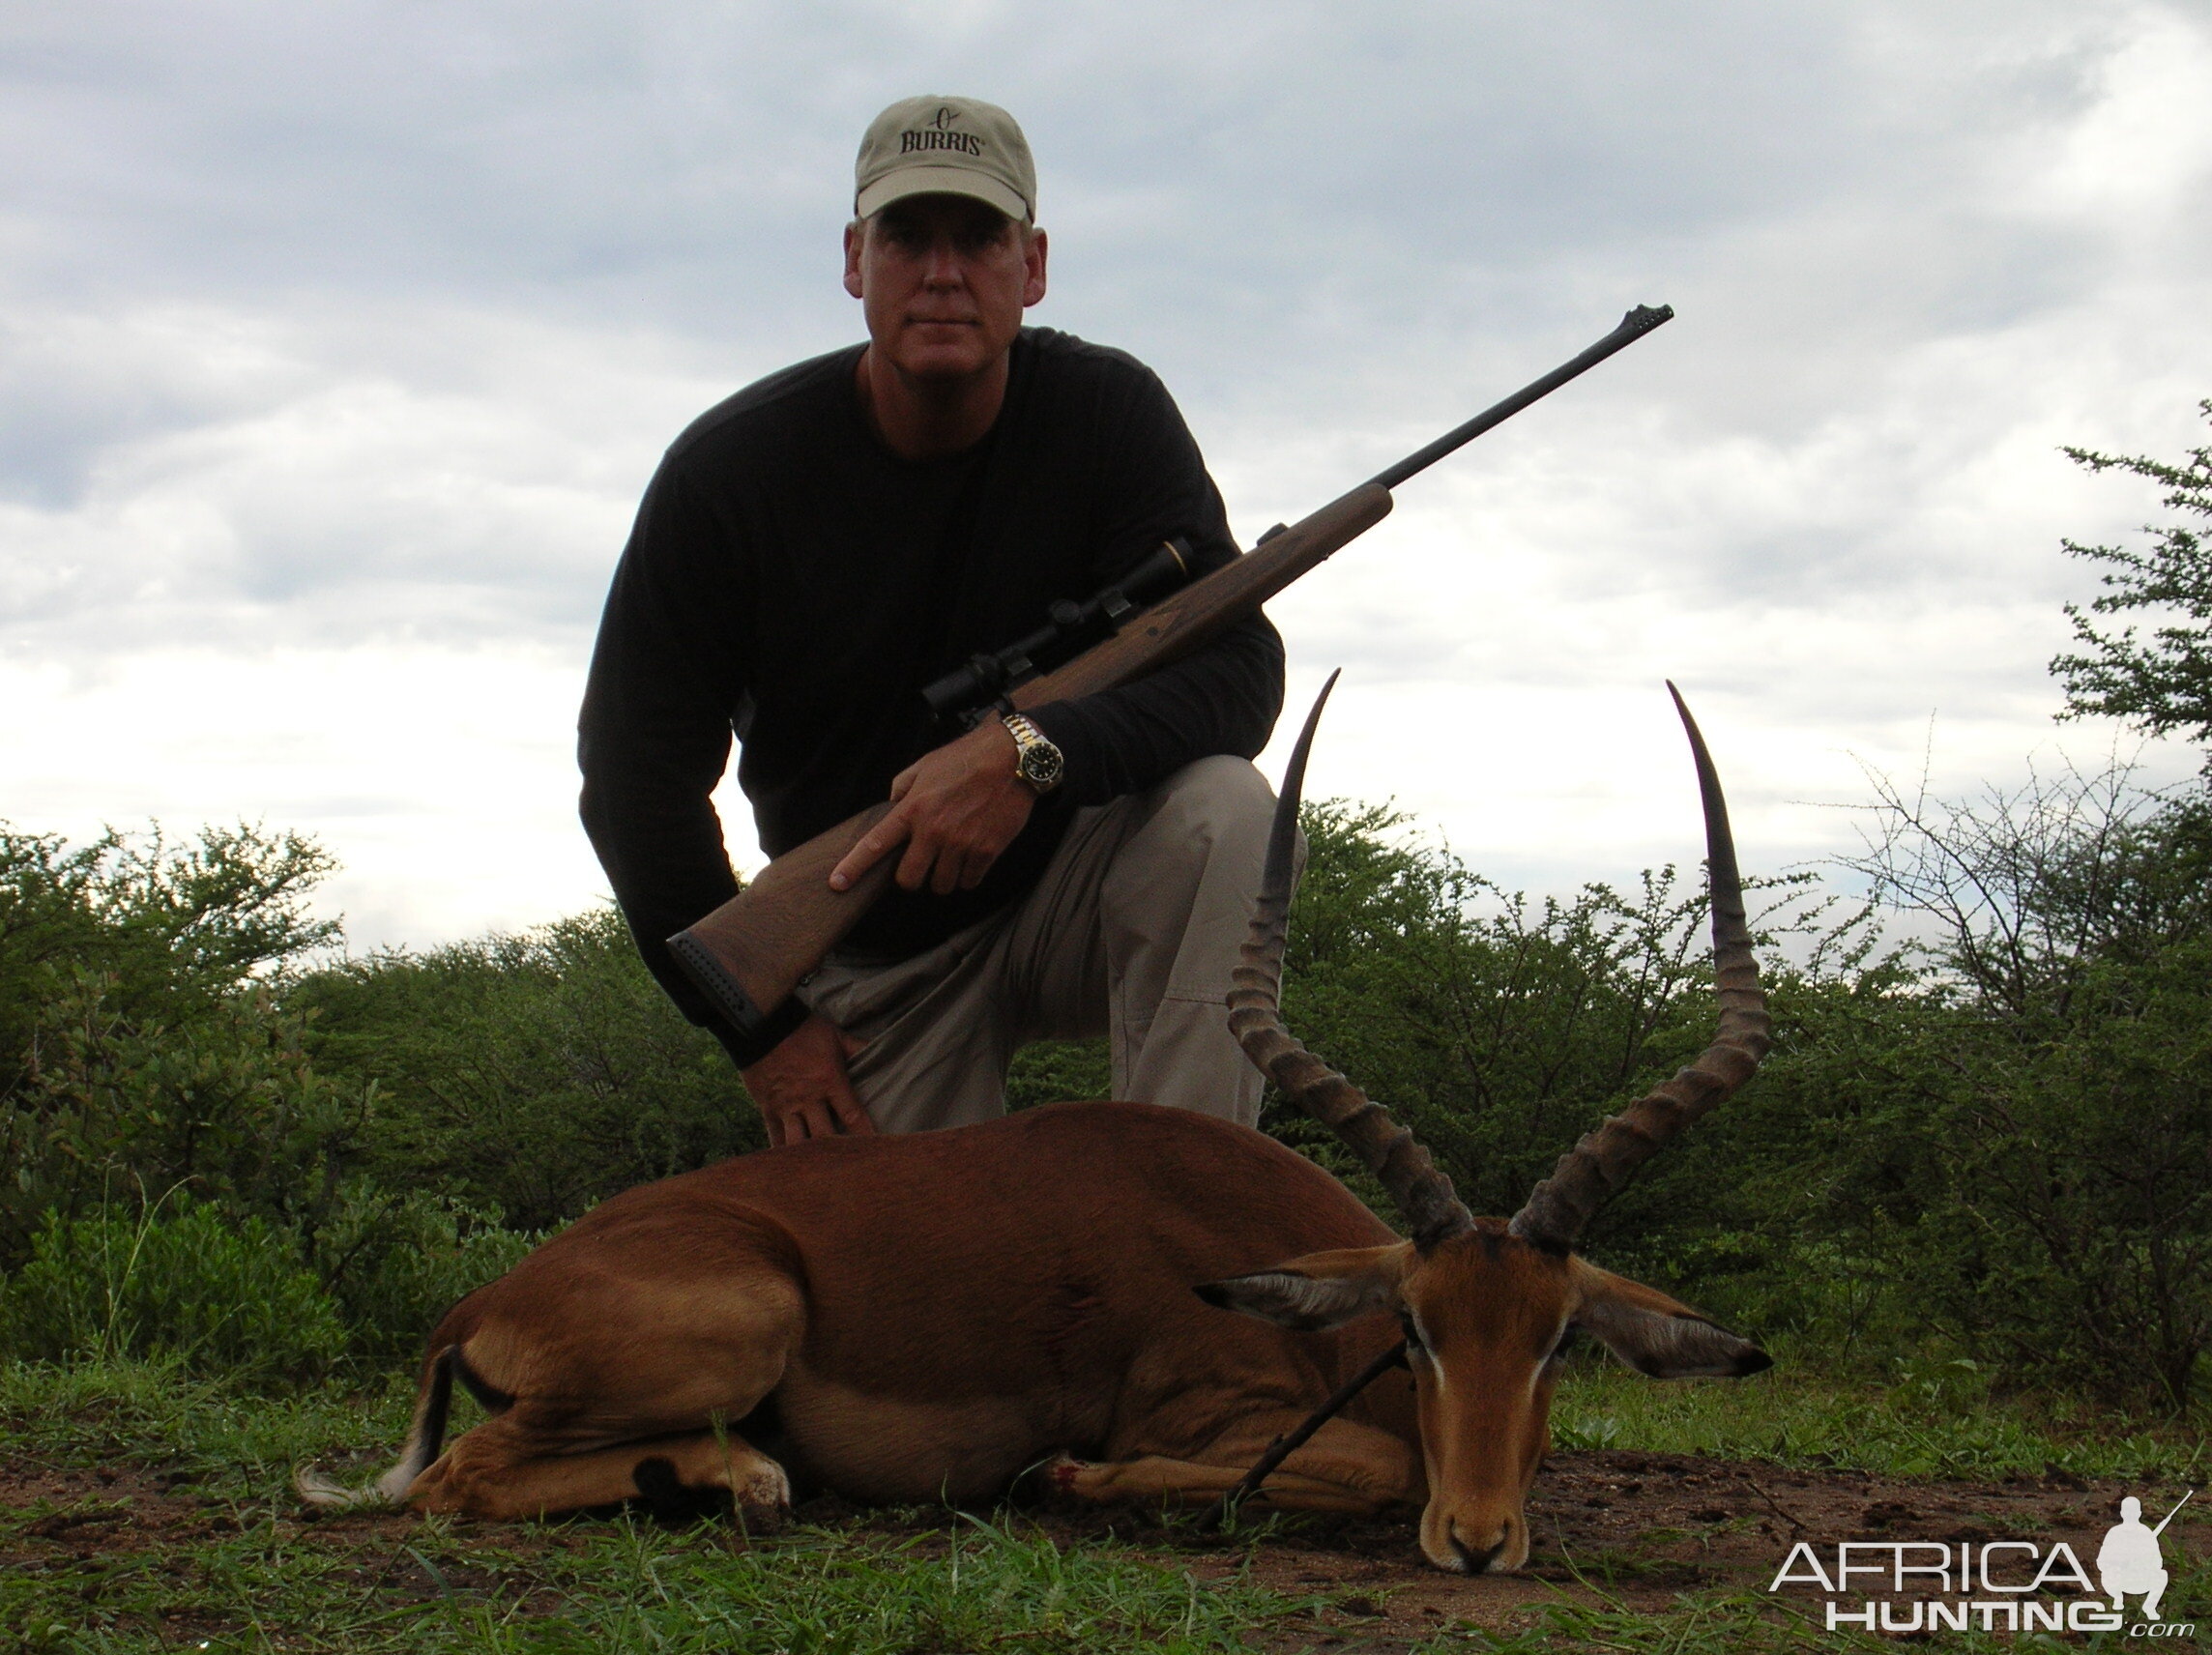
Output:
top-left (856, 166), bottom-right (1031, 222)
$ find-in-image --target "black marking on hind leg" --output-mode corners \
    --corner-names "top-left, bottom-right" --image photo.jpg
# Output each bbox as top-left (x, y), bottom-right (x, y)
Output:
top-left (451, 1347), bottom-right (515, 1414)
top-left (630, 1456), bottom-right (735, 1527)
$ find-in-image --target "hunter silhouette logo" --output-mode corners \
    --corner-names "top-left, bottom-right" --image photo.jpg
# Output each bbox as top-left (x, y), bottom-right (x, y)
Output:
top-left (2100, 1494), bottom-right (2189, 1622)
top-left (900, 106), bottom-right (984, 158)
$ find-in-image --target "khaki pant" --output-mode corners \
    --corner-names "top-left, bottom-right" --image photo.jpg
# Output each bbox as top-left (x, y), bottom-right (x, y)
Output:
top-left (797, 755), bottom-right (1279, 1134)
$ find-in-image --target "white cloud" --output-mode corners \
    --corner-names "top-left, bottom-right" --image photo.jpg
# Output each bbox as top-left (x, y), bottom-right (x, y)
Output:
top-left (0, 642), bottom-right (709, 948)
top-left (1, 0), bottom-right (2208, 951)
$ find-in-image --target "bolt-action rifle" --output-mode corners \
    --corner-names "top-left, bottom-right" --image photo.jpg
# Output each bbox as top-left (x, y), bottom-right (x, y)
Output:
top-left (667, 305), bottom-right (1676, 1062)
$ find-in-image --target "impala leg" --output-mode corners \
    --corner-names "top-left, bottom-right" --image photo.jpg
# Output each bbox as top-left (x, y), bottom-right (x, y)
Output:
top-left (410, 1416), bottom-right (791, 1523)
top-left (406, 1266), bottom-right (804, 1523)
top-left (1054, 1416), bottom-right (1414, 1515)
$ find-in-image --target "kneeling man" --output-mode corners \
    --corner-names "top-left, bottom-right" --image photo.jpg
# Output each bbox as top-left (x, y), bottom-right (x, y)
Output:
top-left (579, 96), bottom-right (1284, 1144)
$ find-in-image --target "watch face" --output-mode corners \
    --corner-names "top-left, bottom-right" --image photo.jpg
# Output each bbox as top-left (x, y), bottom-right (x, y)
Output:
top-left (1019, 741), bottom-right (1064, 790)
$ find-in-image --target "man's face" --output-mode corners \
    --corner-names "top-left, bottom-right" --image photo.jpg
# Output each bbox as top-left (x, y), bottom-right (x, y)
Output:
top-left (843, 194), bottom-right (1048, 384)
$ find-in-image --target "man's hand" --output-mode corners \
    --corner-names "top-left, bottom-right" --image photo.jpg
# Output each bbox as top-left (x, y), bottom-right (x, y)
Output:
top-left (829, 717), bottom-right (1036, 895)
top-left (742, 1015), bottom-right (878, 1147)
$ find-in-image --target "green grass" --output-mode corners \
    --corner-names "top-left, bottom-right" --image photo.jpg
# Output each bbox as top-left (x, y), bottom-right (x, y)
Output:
top-left (1552, 1339), bottom-right (2209, 1483)
top-left (7, 1505), bottom-right (1316, 1654)
top-left (7, 1354), bottom-right (2207, 1653)
top-left (0, 1360), bottom-right (1325, 1654)
top-left (0, 1358), bottom-right (417, 1500)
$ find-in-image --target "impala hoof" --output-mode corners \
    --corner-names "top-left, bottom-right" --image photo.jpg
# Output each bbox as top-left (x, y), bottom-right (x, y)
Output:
top-left (733, 1463), bottom-right (793, 1534)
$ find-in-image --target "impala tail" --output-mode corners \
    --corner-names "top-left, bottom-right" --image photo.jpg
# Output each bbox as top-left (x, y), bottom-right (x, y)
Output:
top-left (296, 1345), bottom-right (459, 1509)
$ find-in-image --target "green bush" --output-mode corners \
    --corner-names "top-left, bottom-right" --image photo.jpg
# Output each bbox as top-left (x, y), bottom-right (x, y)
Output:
top-left (312, 1186), bottom-right (538, 1364)
top-left (0, 821), bottom-right (336, 1051)
top-left (293, 907), bottom-right (753, 1232)
top-left (1637, 772), bottom-right (2212, 1411)
top-left (1262, 784), bottom-right (2211, 1415)
top-left (2052, 400), bottom-right (2212, 753)
top-left (1266, 799), bottom-right (1797, 1239)
top-left (0, 824), bottom-right (364, 1266)
top-left (1004, 1038), bottom-right (1113, 1110)
top-left (0, 1194), bottom-right (344, 1378)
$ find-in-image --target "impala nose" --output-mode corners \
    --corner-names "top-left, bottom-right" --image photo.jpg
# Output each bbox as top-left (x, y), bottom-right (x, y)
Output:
top-left (1423, 1507), bottom-right (1525, 1574)
top-left (1450, 1535), bottom-right (1503, 1574)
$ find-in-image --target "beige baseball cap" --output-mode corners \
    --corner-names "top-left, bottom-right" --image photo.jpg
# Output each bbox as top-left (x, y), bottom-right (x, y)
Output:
top-left (854, 95), bottom-right (1036, 224)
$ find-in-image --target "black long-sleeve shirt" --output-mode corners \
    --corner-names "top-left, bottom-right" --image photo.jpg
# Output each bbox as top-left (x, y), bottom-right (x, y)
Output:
top-left (579, 327), bottom-right (1285, 1029)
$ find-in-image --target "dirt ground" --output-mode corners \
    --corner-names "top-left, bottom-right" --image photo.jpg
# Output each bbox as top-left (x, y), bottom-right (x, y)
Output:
top-left (3, 1448), bottom-right (2196, 1648)
top-left (1033, 1450), bottom-right (2197, 1640)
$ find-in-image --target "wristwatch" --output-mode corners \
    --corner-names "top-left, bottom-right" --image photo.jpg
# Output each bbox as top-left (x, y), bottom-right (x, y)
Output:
top-left (1001, 712), bottom-right (1064, 795)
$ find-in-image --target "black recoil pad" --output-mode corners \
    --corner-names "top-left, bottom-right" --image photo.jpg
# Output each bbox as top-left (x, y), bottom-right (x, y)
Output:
top-left (667, 930), bottom-right (810, 1068)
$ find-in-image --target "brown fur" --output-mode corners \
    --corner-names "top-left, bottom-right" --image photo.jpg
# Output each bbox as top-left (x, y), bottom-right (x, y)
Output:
top-left (306, 1102), bottom-right (1762, 1568)
top-left (310, 1102), bottom-right (1418, 1524)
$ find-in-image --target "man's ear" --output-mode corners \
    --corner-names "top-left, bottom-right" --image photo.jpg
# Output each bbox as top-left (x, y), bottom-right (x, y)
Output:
top-left (1194, 1243), bottom-right (1411, 1332)
top-left (1571, 1260), bottom-right (1772, 1379)
top-left (843, 218), bottom-right (866, 300)
top-left (1021, 225), bottom-right (1048, 307)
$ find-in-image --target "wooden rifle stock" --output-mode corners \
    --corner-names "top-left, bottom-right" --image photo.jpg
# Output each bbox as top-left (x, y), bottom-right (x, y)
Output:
top-left (667, 305), bottom-right (1674, 1059)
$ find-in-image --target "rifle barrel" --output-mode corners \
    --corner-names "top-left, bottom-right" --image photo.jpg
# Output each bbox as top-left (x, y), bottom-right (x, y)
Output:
top-left (1365, 305), bottom-right (1673, 492)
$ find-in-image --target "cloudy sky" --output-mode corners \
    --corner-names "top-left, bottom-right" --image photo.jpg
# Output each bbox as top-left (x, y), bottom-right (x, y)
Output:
top-left (4, 0), bottom-right (2210, 950)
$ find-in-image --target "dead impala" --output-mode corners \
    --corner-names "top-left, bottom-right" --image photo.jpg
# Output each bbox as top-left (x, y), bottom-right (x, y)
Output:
top-left (302, 682), bottom-right (1772, 1574)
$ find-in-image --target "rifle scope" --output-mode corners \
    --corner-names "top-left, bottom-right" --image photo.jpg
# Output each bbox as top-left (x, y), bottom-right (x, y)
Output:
top-left (920, 537), bottom-right (1197, 723)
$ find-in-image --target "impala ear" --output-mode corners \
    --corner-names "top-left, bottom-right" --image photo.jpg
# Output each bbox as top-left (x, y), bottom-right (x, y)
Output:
top-left (1572, 1262), bottom-right (1772, 1379)
top-left (1194, 1243), bottom-right (1411, 1332)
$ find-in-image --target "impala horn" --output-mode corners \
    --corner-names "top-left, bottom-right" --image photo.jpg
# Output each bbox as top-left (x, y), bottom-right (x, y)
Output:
top-left (1507, 683), bottom-right (1772, 1251)
top-left (1228, 672), bottom-right (1476, 1251)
